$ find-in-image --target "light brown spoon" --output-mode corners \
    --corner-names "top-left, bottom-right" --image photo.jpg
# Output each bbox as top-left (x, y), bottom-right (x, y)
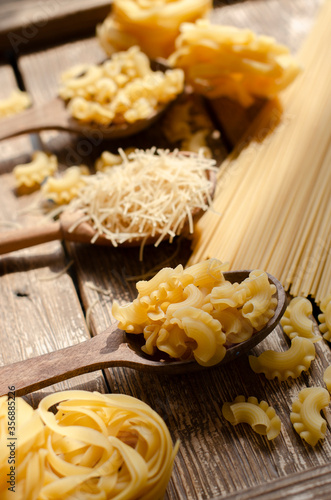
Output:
top-left (0, 60), bottom-right (172, 141)
top-left (0, 271), bottom-right (286, 397)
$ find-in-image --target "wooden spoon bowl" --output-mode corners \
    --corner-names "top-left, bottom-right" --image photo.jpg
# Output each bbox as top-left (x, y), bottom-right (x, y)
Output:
top-left (0, 270), bottom-right (286, 397)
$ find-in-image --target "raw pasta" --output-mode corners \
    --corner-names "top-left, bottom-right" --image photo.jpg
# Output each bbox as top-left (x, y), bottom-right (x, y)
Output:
top-left (249, 336), bottom-right (316, 381)
top-left (97, 0), bottom-right (212, 59)
top-left (62, 148), bottom-right (216, 250)
top-left (290, 387), bottom-right (330, 446)
top-left (0, 390), bottom-right (178, 499)
top-left (112, 259), bottom-right (277, 366)
top-left (280, 297), bottom-right (320, 342)
top-left (41, 165), bottom-right (89, 204)
top-left (59, 46), bottom-right (184, 126)
top-left (318, 294), bottom-right (331, 341)
top-left (0, 89), bottom-right (31, 118)
top-left (13, 151), bottom-right (58, 192)
top-left (222, 395), bottom-right (281, 440)
top-left (168, 20), bottom-right (301, 106)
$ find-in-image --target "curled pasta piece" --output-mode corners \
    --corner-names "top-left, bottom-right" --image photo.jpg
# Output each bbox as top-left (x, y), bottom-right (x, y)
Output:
top-left (0, 89), bottom-right (31, 118)
top-left (290, 387), bottom-right (330, 446)
top-left (249, 336), bottom-right (316, 381)
top-left (323, 365), bottom-right (331, 393)
top-left (318, 294), bottom-right (331, 341)
top-left (241, 270), bottom-right (277, 330)
top-left (210, 281), bottom-right (247, 311)
top-left (41, 165), bottom-right (89, 204)
top-left (13, 151), bottom-right (58, 192)
top-left (212, 308), bottom-right (253, 346)
top-left (281, 296), bottom-right (320, 342)
top-left (222, 395), bottom-right (281, 440)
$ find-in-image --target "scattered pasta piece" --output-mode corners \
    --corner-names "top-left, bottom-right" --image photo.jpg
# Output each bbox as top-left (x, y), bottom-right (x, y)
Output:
top-left (222, 395), bottom-right (281, 440)
top-left (41, 165), bottom-right (89, 204)
top-left (323, 365), bottom-right (331, 393)
top-left (59, 46), bottom-right (184, 126)
top-left (168, 20), bottom-right (301, 106)
top-left (0, 89), bottom-right (31, 118)
top-left (280, 297), bottom-right (320, 342)
top-left (249, 337), bottom-right (316, 381)
top-left (62, 148), bottom-right (216, 249)
top-left (0, 390), bottom-right (178, 499)
top-left (112, 259), bottom-right (277, 366)
top-left (290, 387), bottom-right (330, 446)
top-left (13, 151), bottom-right (58, 193)
top-left (95, 150), bottom-right (123, 172)
top-left (97, 0), bottom-right (212, 59)
top-left (318, 294), bottom-right (331, 341)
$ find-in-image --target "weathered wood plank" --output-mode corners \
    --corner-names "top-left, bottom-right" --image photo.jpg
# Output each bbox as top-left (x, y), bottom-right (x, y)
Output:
top-left (0, 64), bottom-right (108, 408)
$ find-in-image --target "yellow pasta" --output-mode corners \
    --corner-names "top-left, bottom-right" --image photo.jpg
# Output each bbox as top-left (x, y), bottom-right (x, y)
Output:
top-left (241, 270), bottom-right (277, 330)
top-left (97, 0), bottom-right (212, 59)
top-left (0, 390), bottom-right (178, 499)
top-left (290, 387), bottom-right (330, 446)
top-left (0, 89), bottom-right (31, 118)
top-left (59, 46), bottom-right (184, 126)
top-left (13, 151), bottom-right (58, 192)
top-left (112, 259), bottom-right (277, 366)
top-left (168, 20), bottom-right (301, 106)
top-left (249, 337), bottom-right (316, 381)
top-left (41, 165), bottom-right (89, 204)
top-left (318, 294), bottom-right (331, 341)
top-left (280, 297), bottom-right (320, 342)
top-left (323, 365), bottom-right (331, 393)
top-left (222, 395), bottom-right (281, 440)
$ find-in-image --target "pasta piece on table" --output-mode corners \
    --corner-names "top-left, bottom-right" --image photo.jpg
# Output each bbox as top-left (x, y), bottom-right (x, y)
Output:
top-left (280, 296), bottom-right (320, 342)
top-left (318, 294), bottom-right (331, 341)
top-left (13, 151), bottom-right (58, 193)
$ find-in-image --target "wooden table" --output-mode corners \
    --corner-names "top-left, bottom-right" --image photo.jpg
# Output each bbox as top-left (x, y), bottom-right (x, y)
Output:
top-left (0, 1), bottom-right (329, 499)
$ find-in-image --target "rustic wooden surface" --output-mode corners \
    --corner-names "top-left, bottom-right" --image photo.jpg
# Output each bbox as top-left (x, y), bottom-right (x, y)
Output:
top-left (0, 1), bottom-right (329, 499)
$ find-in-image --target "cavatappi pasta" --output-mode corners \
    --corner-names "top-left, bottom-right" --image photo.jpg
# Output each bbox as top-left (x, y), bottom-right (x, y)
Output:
top-left (41, 165), bottom-right (89, 204)
top-left (187, 0), bottom-right (331, 304)
top-left (280, 297), bottom-right (320, 343)
top-left (290, 387), bottom-right (330, 446)
top-left (0, 390), bottom-right (178, 499)
top-left (59, 46), bottom-right (184, 126)
top-left (13, 151), bottom-right (58, 192)
top-left (62, 148), bottom-right (216, 250)
top-left (222, 395), bottom-right (281, 440)
top-left (0, 89), bottom-right (31, 118)
top-left (112, 259), bottom-right (277, 366)
top-left (318, 294), bottom-right (331, 342)
top-left (249, 336), bottom-right (316, 381)
top-left (97, 0), bottom-right (212, 59)
top-left (168, 20), bottom-right (301, 106)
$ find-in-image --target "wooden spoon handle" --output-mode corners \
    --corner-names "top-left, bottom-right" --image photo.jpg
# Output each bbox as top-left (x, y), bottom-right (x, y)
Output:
top-left (0, 221), bottom-right (62, 255)
top-left (0, 99), bottom-right (67, 141)
top-left (0, 326), bottom-right (124, 397)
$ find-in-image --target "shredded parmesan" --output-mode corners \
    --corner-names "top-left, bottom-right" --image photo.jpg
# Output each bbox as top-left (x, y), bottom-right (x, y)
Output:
top-left (63, 148), bottom-right (216, 250)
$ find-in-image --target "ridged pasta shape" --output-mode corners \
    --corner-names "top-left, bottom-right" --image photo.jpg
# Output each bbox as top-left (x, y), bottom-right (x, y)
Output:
top-left (280, 296), bottom-right (320, 342)
top-left (323, 365), bottom-right (331, 393)
top-left (112, 260), bottom-right (277, 366)
top-left (290, 387), bottom-right (330, 446)
top-left (241, 270), bottom-right (277, 330)
top-left (41, 165), bottom-right (89, 204)
top-left (0, 89), bottom-right (31, 118)
top-left (13, 151), bottom-right (58, 191)
top-left (222, 395), bottom-right (281, 440)
top-left (318, 294), bottom-right (331, 342)
top-left (249, 337), bottom-right (316, 381)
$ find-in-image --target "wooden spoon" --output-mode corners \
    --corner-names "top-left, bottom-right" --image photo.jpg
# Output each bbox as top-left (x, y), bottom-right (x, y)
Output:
top-left (0, 271), bottom-right (286, 397)
top-left (0, 170), bottom-right (217, 255)
top-left (0, 60), bottom-right (173, 141)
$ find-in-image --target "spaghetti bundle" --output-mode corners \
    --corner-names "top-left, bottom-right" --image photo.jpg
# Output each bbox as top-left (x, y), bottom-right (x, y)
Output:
top-left (188, 0), bottom-right (331, 305)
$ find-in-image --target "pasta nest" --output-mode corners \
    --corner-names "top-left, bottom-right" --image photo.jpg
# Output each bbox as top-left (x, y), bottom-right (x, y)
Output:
top-left (222, 395), bottom-right (281, 440)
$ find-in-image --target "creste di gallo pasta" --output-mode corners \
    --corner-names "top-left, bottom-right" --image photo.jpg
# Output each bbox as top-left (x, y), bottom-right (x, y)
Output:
top-left (318, 294), bottom-right (331, 341)
top-left (59, 46), bottom-right (184, 126)
top-left (112, 259), bottom-right (277, 366)
top-left (13, 151), bottom-right (58, 193)
top-left (280, 296), bottom-right (320, 342)
top-left (41, 165), bottom-right (90, 204)
top-left (0, 390), bottom-right (178, 500)
top-left (0, 89), bottom-right (31, 118)
top-left (97, 0), bottom-right (212, 59)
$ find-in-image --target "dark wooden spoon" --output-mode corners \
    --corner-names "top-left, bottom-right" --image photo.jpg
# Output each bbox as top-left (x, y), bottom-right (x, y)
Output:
top-left (0, 271), bottom-right (286, 397)
top-left (0, 60), bottom-right (173, 141)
